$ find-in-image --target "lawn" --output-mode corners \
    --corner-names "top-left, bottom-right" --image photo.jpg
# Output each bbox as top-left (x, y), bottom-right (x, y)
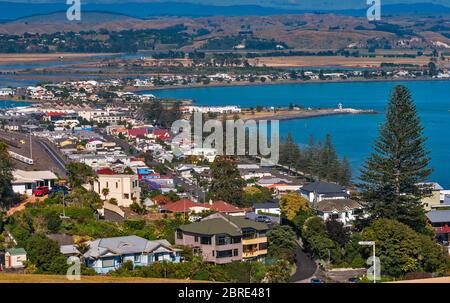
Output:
top-left (0, 273), bottom-right (207, 283)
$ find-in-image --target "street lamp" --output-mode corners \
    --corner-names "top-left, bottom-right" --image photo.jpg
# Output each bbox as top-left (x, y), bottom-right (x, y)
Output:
top-left (358, 241), bottom-right (376, 283)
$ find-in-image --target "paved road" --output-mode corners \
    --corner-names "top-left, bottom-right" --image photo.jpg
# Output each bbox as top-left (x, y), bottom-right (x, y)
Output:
top-left (290, 244), bottom-right (318, 283)
top-left (37, 139), bottom-right (67, 177)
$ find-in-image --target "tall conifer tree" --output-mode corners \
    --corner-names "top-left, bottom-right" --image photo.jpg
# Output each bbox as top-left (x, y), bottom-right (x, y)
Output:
top-left (359, 85), bottom-right (432, 232)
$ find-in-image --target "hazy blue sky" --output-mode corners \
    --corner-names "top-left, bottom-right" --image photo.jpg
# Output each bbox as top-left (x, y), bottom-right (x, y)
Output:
top-left (4, 0), bottom-right (450, 9)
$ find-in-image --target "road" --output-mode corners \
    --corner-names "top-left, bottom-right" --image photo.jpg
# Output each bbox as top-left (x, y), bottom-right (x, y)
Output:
top-left (290, 244), bottom-right (318, 283)
top-left (37, 139), bottom-right (67, 177)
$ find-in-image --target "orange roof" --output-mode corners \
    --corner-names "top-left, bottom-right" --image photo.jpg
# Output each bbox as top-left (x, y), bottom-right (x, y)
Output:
top-left (207, 200), bottom-right (243, 213)
top-left (162, 199), bottom-right (202, 213)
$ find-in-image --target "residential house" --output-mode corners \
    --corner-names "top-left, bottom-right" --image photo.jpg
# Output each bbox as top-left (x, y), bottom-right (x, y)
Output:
top-left (90, 173), bottom-right (141, 207)
top-left (253, 201), bottom-right (281, 216)
top-left (418, 182), bottom-right (445, 210)
top-left (12, 169), bottom-right (58, 195)
top-left (426, 210), bottom-right (450, 248)
top-left (175, 213), bottom-right (268, 263)
top-left (315, 199), bottom-right (365, 226)
top-left (60, 236), bottom-right (181, 274)
top-left (5, 248), bottom-right (27, 269)
top-left (300, 181), bottom-right (348, 203)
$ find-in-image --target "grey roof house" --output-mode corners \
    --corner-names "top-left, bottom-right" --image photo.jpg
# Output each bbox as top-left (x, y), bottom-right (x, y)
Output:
top-left (300, 181), bottom-right (348, 203)
top-left (60, 235), bottom-right (181, 274)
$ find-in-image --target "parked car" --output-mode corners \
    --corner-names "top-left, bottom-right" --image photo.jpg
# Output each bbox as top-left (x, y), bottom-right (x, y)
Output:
top-left (310, 278), bottom-right (323, 283)
top-left (48, 185), bottom-right (69, 197)
top-left (255, 215), bottom-right (271, 223)
top-left (348, 277), bottom-right (360, 283)
top-left (33, 186), bottom-right (49, 196)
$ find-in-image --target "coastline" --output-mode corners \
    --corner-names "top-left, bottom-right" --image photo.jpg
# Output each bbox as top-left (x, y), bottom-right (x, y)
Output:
top-left (128, 77), bottom-right (450, 93)
top-left (239, 108), bottom-right (378, 121)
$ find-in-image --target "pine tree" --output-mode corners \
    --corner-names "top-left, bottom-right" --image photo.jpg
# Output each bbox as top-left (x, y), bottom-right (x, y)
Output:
top-left (338, 156), bottom-right (352, 186)
top-left (358, 85), bottom-right (432, 233)
top-left (209, 156), bottom-right (246, 206)
top-left (280, 133), bottom-right (301, 169)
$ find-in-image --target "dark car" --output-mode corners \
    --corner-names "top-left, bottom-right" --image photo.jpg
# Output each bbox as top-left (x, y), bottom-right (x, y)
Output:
top-left (33, 186), bottom-right (49, 196)
top-left (310, 278), bottom-right (323, 284)
top-left (348, 277), bottom-right (360, 283)
top-left (255, 215), bottom-right (271, 223)
top-left (48, 185), bottom-right (70, 197)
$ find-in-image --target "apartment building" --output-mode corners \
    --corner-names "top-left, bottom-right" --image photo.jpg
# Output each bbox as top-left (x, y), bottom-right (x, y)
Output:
top-left (92, 173), bottom-right (141, 207)
top-left (175, 213), bottom-right (268, 264)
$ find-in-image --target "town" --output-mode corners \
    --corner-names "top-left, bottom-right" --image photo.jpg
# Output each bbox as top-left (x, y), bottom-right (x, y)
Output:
top-left (0, 77), bottom-right (449, 283)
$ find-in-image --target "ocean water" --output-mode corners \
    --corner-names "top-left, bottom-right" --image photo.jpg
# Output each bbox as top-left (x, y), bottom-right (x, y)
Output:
top-left (0, 100), bottom-right (34, 109)
top-left (141, 80), bottom-right (450, 188)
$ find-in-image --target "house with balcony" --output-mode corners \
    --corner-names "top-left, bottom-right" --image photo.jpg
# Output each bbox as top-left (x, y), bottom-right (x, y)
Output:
top-left (175, 213), bottom-right (268, 264)
top-left (426, 210), bottom-right (450, 246)
top-left (89, 172), bottom-right (141, 207)
top-left (60, 235), bottom-right (181, 274)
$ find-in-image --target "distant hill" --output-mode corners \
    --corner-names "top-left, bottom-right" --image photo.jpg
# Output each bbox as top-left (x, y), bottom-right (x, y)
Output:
top-left (1, 1), bottom-right (450, 21)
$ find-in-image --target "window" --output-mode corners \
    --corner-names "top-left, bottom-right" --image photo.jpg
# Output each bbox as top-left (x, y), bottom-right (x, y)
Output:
top-left (106, 182), bottom-right (109, 188)
top-left (194, 236), bottom-right (199, 242)
top-left (212, 250), bottom-right (215, 257)
top-left (242, 229), bottom-right (256, 239)
top-left (216, 250), bottom-right (233, 258)
top-left (124, 194), bottom-right (129, 199)
top-left (176, 230), bottom-right (183, 239)
top-left (134, 255), bottom-right (141, 263)
top-left (102, 258), bottom-right (114, 268)
top-left (116, 182), bottom-right (118, 189)
top-left (259, 242), bottom-right (268, 250)
top-left (200, 236), bottom-right (212, 245)
top-left (216, 235), bottom-right (231, 245)
top-left (233, 249), bottom-right (239, 256)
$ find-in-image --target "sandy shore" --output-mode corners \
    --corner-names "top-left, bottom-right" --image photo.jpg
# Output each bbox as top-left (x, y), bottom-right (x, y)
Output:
top-left (238, 108), bottom-right (377, 121)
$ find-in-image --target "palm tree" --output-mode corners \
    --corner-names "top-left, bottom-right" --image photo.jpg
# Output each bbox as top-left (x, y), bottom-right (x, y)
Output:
top-left (101, 188), bottom-right (109, 201)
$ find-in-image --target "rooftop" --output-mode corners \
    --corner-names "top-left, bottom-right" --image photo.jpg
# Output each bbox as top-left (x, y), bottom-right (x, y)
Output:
top-left (316, 199), bottom-right (362, 212)
top-left (301, 181), bottom-right (346, 194)
top-left (6, 247), bottom-right (26, 256)
top-left (426, 210), bottom-right (450, 223)
top-left (178, 213), bottom-right (268, 236)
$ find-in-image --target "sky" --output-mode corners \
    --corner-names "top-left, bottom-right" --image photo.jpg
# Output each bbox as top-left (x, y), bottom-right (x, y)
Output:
top-left (2, 0), bottom-right (450, 10)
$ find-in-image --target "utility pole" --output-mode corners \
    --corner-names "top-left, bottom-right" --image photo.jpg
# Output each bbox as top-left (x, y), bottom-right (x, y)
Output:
top-left (29, 129), bottom-right (33, 160)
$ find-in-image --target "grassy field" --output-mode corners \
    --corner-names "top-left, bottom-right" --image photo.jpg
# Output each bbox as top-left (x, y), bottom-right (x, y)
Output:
top-left (0, 273), bottom-right (207, 283)
top-left (248, 56), bottom-right (430, 68)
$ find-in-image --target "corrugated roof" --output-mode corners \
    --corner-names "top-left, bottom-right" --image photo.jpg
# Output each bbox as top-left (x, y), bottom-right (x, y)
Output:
top-left (426, 210), bottom-right (450, 223)
top-left (6, 247), bottom-right (26, 256)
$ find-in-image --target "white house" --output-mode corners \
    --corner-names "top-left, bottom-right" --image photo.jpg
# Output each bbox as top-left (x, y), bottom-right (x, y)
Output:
top-left (12, 169), bottom-right (58, 195)
top-left (0, 88), bottom-right (14, 96)
top-left (300, 181), bottom-right (348, 203)
top-left (253, 201), bottom-right (281, 216)
top-left (5, 248), bottom-right (27, 269)
top-left (90, 173), bottom-right (141, 207)
top-left (315, 199), bottom-right (366, 226)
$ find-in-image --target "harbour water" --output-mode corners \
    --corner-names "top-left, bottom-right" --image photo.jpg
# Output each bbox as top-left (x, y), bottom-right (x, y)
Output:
top-left (142, 80), bottom-right (450, 187)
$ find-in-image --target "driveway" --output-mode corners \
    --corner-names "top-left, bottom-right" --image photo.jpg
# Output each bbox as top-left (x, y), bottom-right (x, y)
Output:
top-left (290, 244), bottom-right (318, 283)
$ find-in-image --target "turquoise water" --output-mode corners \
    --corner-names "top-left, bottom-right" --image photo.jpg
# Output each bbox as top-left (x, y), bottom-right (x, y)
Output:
top-left (141, 80), bottom-right (450, 188)
top-left (0, 100), bottom-right (34, 108)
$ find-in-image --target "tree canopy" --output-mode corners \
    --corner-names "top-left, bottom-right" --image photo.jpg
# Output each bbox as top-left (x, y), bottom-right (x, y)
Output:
top-left (359, 85), bottom-right (432, 233)
top-left (208, 156), bottom-right (246, 207)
